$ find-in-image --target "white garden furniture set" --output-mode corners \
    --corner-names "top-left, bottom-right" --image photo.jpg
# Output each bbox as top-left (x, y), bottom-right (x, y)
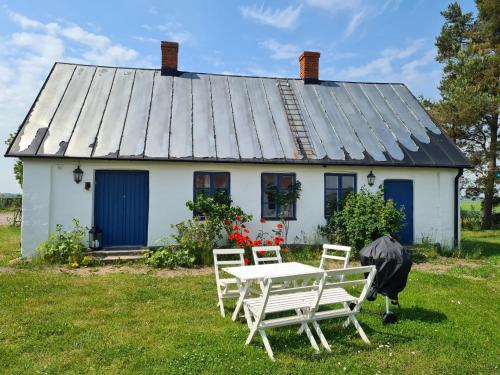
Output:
top-left (213, 244), bottom-right (377, 361)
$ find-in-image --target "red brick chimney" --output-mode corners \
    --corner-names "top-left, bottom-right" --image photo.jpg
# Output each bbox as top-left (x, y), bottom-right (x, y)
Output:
top-left (298, 51), bottom-right (320, 83)
top-left (161, 41), bottom-right (179, 75)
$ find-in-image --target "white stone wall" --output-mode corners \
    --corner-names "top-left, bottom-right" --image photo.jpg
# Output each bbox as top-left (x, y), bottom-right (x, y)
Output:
top-left (20, 159), bottom-right (460, 257)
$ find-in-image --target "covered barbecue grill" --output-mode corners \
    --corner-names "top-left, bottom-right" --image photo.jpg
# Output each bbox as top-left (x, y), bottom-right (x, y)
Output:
top-left (359, 235), bottom-right (412, 323)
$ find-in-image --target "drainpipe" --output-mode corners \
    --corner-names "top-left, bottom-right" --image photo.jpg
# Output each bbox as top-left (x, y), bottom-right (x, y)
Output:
top-left (454, 168), bottom-right (463, 248)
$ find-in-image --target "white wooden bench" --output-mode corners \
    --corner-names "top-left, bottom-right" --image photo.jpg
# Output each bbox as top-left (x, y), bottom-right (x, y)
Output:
top-left (252, 245), bottom-right (282, 265)
top-left (241, 265), bottom-right (377, 360)
top-left (243, 271), bottom-right (326, 361)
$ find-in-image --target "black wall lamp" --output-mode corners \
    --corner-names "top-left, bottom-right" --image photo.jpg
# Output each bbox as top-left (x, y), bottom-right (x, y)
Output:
top-left (73, 165), bottom-right (83, 184)
top-left (367, 170), bottom-right (376, 187)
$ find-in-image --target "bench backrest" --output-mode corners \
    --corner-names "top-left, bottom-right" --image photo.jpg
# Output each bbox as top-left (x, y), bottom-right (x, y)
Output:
top-left (257, 271), bottom-right (326, 315)
top-left (252, 245), bottom-right (282, 265)
top-left (323, 266), bottom-right (377, 310)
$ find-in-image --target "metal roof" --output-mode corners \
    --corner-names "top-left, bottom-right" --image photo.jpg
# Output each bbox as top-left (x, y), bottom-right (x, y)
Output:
top-left (6, 62), bottom-right (470, 168)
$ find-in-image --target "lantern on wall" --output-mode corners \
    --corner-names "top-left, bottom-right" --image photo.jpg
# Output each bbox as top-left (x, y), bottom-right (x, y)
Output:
top-left (367, 170), bottom-right (376, 187)
top-left (73, 165), bottom-right (84, 184)
top-left (88, 226), bottom-right (102, 250)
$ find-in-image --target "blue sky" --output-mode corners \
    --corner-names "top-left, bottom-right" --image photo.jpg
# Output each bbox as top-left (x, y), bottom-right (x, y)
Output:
top-left (0, 0), bottom-right (476, 193)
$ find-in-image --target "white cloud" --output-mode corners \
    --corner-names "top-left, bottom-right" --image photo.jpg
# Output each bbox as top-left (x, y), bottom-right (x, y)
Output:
top-left (0, 8), bottom-right (149, 193)
top-left (132, 36), bottom-right (158, 43)
top-left (139, 22), bottom-right (192, 44)
top-left (336, 39), bottom-right (440, 96)
top-left (306, 0), bottom-right (401, 37)
top-left (261, 39), bottom-right (300, 60)
top-left (340, 39), bottom-right (426, 79)
top-left (305, 0), bottom-right (361, 13)
top-left (240, 4), bottom-right (303, 29)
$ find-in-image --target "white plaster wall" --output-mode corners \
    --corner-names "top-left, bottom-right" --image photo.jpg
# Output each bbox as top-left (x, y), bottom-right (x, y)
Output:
top-left (20, 159), bottom-right (460, 257)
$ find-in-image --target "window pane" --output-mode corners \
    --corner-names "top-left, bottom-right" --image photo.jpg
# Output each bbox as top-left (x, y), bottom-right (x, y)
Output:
top-left (325, 190), bottom-right (338, 216)
top-left (263, 175), bottom-right (277, 218)
top-left (280, 175), bottom-right (294, 191)
top-left (214, 174), bottom-right (229, 190)
top-left (195, 174), bottom-right (210, 189)
top-left (342, 176), bottom-right (355, 190)
top-left (325, 175), bottom-right (338, 189)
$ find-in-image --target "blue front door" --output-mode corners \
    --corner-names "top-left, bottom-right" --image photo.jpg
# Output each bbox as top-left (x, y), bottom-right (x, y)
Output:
top-left (384, 180), bottom-right (414, 245)
top-left (94, 171), bottom-right (149, 247)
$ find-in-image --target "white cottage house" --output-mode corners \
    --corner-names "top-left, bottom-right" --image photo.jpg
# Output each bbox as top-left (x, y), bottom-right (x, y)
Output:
top-left (5, 42), bottom-right (470, 257)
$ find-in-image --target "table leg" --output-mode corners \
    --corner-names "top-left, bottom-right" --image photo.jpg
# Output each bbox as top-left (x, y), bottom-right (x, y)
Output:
top-left (232, 281), bottom-right (249, 321)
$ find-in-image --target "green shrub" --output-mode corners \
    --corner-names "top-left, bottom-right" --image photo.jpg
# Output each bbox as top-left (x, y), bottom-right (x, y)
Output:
top-left (172, 219), bottom-right (218, 265)
top-left (38, 219), bottom-right (87, 265)
top-left (319, 188), bottom-right (405, 257)
top-left (408, 235), bottom-right (440, 262)
top-left (146, 241), bottom-right (195, 269)
top-left (461, 206), bottom-right (482, 230)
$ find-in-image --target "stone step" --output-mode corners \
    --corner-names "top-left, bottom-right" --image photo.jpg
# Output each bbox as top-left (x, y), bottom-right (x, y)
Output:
top-left (95, 254), bottom-right (145, 263)
top-left (86, 248), bottom-right (149, 257)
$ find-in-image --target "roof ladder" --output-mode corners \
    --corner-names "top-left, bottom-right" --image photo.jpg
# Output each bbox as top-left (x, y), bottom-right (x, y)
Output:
top-left (277, 79), bottom-right (315, 159)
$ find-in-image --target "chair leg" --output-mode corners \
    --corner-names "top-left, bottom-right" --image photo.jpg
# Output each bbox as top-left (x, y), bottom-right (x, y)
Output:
top-left (246, 327), bottom-right (258, 345)
top-left (219, 298), bottom-right (225, 317)
top-left (312, 321), bottom-right (331, 352)
top-left (302, 323), bottom-right (320, 353)
top-left (259, 329), bottom-right (275, 361)
top-left (349, 315), bottom-right (370, 345)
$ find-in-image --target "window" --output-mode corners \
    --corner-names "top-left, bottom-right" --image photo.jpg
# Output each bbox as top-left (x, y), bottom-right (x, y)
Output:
top-left (324, 173), bottom-right (356, 217)
top-left (193, 172), bottom-right (230, 202)
top-left (261, 173), bottom-right (297, 220)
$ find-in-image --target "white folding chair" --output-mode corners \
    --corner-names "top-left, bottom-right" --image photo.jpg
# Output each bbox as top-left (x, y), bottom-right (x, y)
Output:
top-left (213, 248), bottom-right (245, 317)
top-left (252, 245), bottom-right (282, 265)
top-left (310, 266), bottom-right (377, 350)
top-left (242, 271), bottom-right (326, 361)
top-left (319, 244), bottom-right (351, 270)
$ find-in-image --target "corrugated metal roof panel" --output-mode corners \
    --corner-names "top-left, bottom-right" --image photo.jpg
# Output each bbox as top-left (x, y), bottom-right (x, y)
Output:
top-left (41, 65), bottom-right (96, 156)
top-left (144, 72), bottom-right (173, 158)
top-left (93, 69), bottom-right (135, 158)
top-left (16, 64), bottom-right (75, 154)
top-left (211, 75), bottom-right (239, 159)
top-left (192, 74), bottom-right (216, 158)
top-left (5, 62), bottom-right (471, 168)
top-left (119, 69), bottom-right (154, 157)
top-left (65, 67), bottom-right (115, 157)
top-left (228, 76), bottom-right (262, 160)
top-left (245, 77), bottom-right (284, 160)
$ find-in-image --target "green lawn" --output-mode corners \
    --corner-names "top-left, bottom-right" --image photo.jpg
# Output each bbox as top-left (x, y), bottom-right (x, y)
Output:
top-left (0, 227), bottom-right (499, 374)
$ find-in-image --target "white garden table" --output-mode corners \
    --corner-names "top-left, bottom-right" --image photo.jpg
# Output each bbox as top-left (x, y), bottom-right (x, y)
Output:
top-left (223, 262), bottom-right (324, 321)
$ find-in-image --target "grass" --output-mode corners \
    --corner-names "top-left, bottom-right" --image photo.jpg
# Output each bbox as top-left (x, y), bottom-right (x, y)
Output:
top-left (0, 227), bottom-right (499, 374)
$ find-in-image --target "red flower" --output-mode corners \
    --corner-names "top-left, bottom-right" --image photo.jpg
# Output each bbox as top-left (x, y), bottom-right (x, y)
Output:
top-left (266, 240), bottom-right (272, 245)
top-left (244, 229), bottom-right (250, 234)
top-left (274, 237), bottom-right (280, 245)
top-left (260, 218), bottom-right (266, 223)
top-left (235, 216), bottom-right (241, 221)
top-left (241, 224), bottom-right (246, 229)
top-left (258, 251), bottom-right (265, 256)
top-left (244, 258), bottom-right (249, 264)
top-left (228, 234), bottom-right (234, 240)
top-left (233, 225), bottom-right (239, 231)
top-left (276, 223), bottom-right (283, 228)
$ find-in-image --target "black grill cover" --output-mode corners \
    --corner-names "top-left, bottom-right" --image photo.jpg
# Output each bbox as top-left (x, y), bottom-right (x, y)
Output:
top-left (359, 235), bottom-right (412, 301)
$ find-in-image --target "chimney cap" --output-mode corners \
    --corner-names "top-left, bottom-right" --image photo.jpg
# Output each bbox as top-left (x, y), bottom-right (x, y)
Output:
top-left (298, 51), bottom-right (320, 61)
top-left (161, 41), bottom-right (179, 48)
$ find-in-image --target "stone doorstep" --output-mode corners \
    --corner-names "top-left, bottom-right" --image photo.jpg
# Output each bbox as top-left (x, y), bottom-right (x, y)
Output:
top-left (85, 248), bottom-right (149, 263)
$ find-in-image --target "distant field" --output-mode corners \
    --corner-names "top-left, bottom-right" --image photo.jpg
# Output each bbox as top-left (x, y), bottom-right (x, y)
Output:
top-left (460, 199), bottom-right (482, 211)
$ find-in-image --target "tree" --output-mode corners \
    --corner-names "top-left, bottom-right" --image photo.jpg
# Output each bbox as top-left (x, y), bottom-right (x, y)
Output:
top-left (5, 133), bottom-right (23, 188)
top-left (431, 1), bottom-right (499, 229)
